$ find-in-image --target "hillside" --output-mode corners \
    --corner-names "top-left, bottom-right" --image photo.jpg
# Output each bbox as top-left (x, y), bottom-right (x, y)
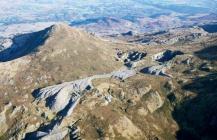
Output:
top-left (0, 23), bottom-right (217, 140)
top-left (0, 23), bottom-right (127, 109)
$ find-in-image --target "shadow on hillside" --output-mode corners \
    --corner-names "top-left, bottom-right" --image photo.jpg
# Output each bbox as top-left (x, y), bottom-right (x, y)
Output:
top-left (0, 27), bottom-right (49, 62)
top-left (173, 73), bottom-right (217, 140)
top-left (195, 45), bottom-right (217, 61)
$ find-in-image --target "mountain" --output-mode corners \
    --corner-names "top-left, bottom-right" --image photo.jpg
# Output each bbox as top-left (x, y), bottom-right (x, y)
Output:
top-left (0, 23), bottom-right (125, 109)
top-left (0, 1), bottom-right (217, 140)
top-left (0, 23), bottom-right (217, 140)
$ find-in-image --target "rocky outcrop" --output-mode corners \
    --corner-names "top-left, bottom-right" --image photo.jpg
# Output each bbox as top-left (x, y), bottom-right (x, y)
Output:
top-left (140, 63), bottom-right (172, 77)
top-left (121, 31), bottom-right (134, 36)
top-left (0, 103), bottom-right (12, 135)
top-left (29, 68), bottom-right (137, 139)
top-left (153, 50), bottom-right (184, 63)
top-left (111, 69), bottom-right (136, 80)
top-left (0, 38), bottom-right (13, 51)
top-left (142, 91), bottom-right (164, 113)
top-left (140, 50), bottom-right (184, 77)
top-left (0, 102), bottom-right (25, 139)
top-left (112, 116), bottom-right (143, 139)
top-left (33, 77), bottom-right (93, 115)
top-left (34, 68), bottom-right (137, 115)
top-left (116, 49), bottom-right (147, 67)
top-left (25, 123), bottom-right (80, 140)
top-left (127, 27), bottom-right (209, 45)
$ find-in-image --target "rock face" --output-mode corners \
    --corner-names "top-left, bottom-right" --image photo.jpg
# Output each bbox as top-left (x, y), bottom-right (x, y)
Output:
top-left (0, 38), bottom-right (13, 51)
top-left (116, 50), bottom-right (147, 67)
top-left (139, 50), bottom-right (184, 77)
top-left (142, 91), bottom-right (164, 113)
top-left (33, 78), bottom-right (91, 114)
top-left (153, 50), bottom-right (184, 63)
top-left (0, 103), bottom-right (12, 134)
top-left (25, 124), bottom-right (80, 140)
top-left (34, 68), bottom-right (137, 116)
top-left (199, 62), bottom-right (213, 72)
top-left (121, 31), bottom-right (134, 36)
top-left (120, 26), bottom-right (209, 45)
top-left (33, 78), bottom-right (91, 124)
top-left (113, 116), bottom-right (143, 139)
top-left (29, 68), bottom-right (137, 139)
top-left (140, 63), bottom-right (171, 77)
top-left (111, 69), bottom-right (136, 80)
top-left (0, 102), bottom-right (25, 139)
